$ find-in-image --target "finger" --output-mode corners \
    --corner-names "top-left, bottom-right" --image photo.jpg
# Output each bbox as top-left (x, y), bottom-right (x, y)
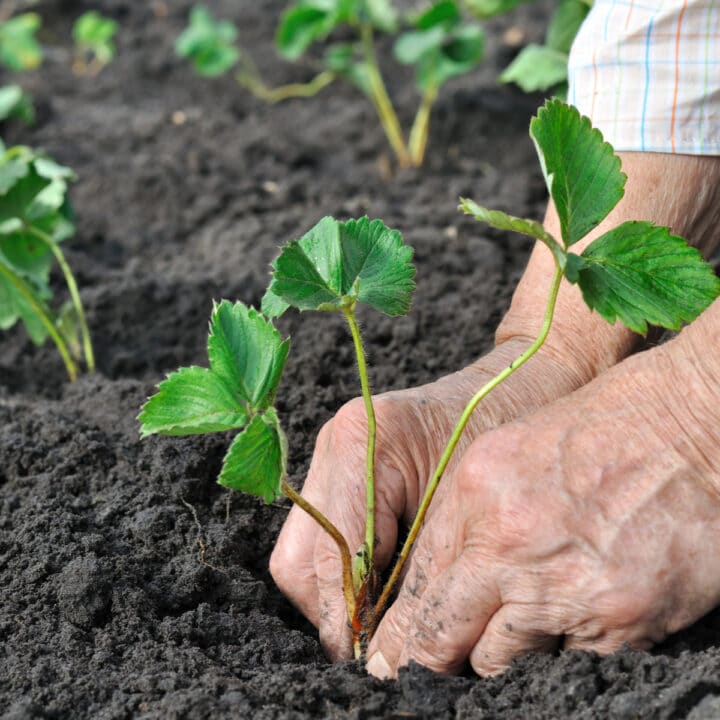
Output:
top-left (469, 605), bottom-right (560, 676)
top-left (563, 630), bottom-right (654, 654)
top-left (395, 553), bottom-right (501, 675)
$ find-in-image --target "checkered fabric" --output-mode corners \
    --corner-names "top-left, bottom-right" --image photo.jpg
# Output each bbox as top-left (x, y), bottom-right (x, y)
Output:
top-left (568, 0), bottom-right (720, 154)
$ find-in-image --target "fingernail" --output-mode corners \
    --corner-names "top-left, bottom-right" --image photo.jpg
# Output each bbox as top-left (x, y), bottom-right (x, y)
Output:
top-left (366, 651), bottom-right (393, 680)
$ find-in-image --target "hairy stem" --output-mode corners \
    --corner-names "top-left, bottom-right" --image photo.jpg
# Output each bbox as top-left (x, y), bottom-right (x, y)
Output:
top-left (408, 85), bottom-right (438, 167)
top-left (280, 478), bottom-right (361, 657)
top-left (0, 262), bottom-right (78, 380)
top-left (25, 224), bottom-right (95, 372)
top-left (372, 264), bottom-right (565, 626)
top-left (359, 23), bottom-right (411, 167)
top-left (343, 307), bottom-right (377, 577)
top-left (236, 69), bottom-right (336, 104)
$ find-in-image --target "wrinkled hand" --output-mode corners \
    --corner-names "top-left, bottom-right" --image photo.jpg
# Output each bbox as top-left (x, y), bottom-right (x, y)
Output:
top-left (270, 338), bottom-right (594, 659)
top-left (366, 331), bottom-right (720, 677)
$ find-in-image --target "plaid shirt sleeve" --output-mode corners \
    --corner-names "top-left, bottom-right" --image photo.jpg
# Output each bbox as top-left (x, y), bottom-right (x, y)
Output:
top-left (567, 0), bottom-right (720, 154)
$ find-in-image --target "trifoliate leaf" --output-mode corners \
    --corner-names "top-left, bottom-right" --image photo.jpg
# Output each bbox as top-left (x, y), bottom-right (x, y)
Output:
top-left (459, 198), bottom-right (565, 268)
top-left (265, 215), bottom-right (415, 317)
top-left (0, 13), bottom-right (42, 71)
top-left (176, 5), bottom-right (239, 77)
top-left (139, 366), bottom-right (248, 437)
top-left (207, 300), bottom-right (290, 410)
top-left (500, 45), bottom-right (568, 93)
top-left (565, 221), bottom-right (720, 334)
top-left (530, 99), bottom-right (626, 248)
top-left (73, 11), bottom-right (118, 65)
top-left (218, 410), bottom-right (287, 503)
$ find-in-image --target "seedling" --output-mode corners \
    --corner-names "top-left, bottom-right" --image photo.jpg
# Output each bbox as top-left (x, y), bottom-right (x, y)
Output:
top-left (176, 2), bottom-right (484, 167)
top-left (0, 142), bottom-right (95, 380)
top-left (72, 11), bottom-right (118, 75)
top-left (139, 100), bottom-right (719, 660)
top-left (0, 11), bottom-right (41, 71)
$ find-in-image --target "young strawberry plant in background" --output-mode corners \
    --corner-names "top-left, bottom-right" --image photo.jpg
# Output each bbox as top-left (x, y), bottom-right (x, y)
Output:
top-left (176, 1), bottom-right (484, 167)
top-left (72, 11), bottom-right (118, 75)
top-left (139, 99), bottom-right (719, 661)
top-left (0, 9), bottom-right (42, 71)
top-left (0, 142), bottom-right (95, 380)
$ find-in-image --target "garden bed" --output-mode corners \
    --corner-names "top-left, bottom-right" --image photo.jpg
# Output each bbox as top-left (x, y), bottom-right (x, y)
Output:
top-left (2, 1), bottom-right (720, 718)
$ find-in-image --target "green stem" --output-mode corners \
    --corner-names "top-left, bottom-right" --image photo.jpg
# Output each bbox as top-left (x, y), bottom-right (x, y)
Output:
top-left (0, 262), bottom-right (78, 380)
top-left (280, 477), bottom-right (360, 656)
top-left (359, 23), bottom-right (411, 167)
top-left (25, 224), bottom-right (95, 372)
top-left (236, 69), bottom-right (336, 104)
top-left (408, 85), bottom-right (438, 167)
top-left (372, 264), bottom-right (565, 626)
top-left (343, 307), bottom-right (377, 575)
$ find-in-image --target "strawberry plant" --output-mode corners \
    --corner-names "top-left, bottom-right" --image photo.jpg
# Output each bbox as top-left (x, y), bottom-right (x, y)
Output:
top-left (175, 2), bottom-right (484, 167)
top-left (0, 10), bottom-right (42, 71)
top-left (0, 142), bottom-right (95, 380)
top-left (139, 99), bottom-right (719, 659)
top-left (72, 11), bottom-right (118, 75)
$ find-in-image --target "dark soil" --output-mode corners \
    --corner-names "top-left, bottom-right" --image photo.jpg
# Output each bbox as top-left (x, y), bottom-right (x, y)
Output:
top-left (2, 1), bottom-right (720, 718)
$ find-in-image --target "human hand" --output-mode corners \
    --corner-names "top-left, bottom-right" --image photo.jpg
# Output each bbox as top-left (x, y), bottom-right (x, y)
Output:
top-left (366, 325), bottom-right (720, 677)
top-left (270, 337), bottom-right (596, 660)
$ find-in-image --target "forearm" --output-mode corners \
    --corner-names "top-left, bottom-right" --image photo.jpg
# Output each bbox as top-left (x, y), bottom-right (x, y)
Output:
top-left (496, 152), bottom-right (720, 382)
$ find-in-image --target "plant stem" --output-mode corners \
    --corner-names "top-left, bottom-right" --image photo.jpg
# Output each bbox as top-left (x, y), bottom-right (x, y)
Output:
top-left (372, 264), bottom-right (564, 626)
top-left (280, 477), bottom-right (361, 657)
top-left (359, 23), bottom-right (412, 167)
top-left (408, 85), bottom-right (438, 167)
top-left (343, 307), bottom-right (377, 575)
top-left (0, 262), bottom-right (78, 380)
top-left (25, 224), bottom-right (95, 373)
top-left (236, 69), bottom-right (336, 104)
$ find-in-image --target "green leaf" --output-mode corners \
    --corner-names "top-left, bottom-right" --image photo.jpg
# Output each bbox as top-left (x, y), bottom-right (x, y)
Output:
top-left (0, 13), bottom-right (42, 71)
top-left (414, 0), bottom-right (460, 29)
top-left (276, 1), bottom-right (340, 60)
top-left (463, 0), bottom-right (529, 19)
top-left (73, 11), bottom-right (119, 66)
top-left (266, 216), bottom-right (345, 314)
top-left (565, 221), bottom-right (720, 334)
top-left (218, 409), bottom-right (287, 503)
top-left (395, 20), bottom-right (483, 91)
top-left (207, 300), bottom-right (290, 410)
top-left (176, 5), bottom-right (239, 77)
top-left (459, 197), bottom-right (565, 267)
top-left (546, 0), bottom-right (590, 54)
top-left (265, 215), bottom-right (415, 317)
top-left (530, 99), bottom-right (626, 248)
top-left (500, 45), bottom-right (568, 93)
top-left (139, 366), bottom-right (248, 437)
top-left (363, 0), bottom-right (398, 32)
top-left (340, 216), bottom-right (416, 315)
top-left (0, 85), bottom-right (34, 124)
top-left (0, 264), bottom-right (50, 344)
